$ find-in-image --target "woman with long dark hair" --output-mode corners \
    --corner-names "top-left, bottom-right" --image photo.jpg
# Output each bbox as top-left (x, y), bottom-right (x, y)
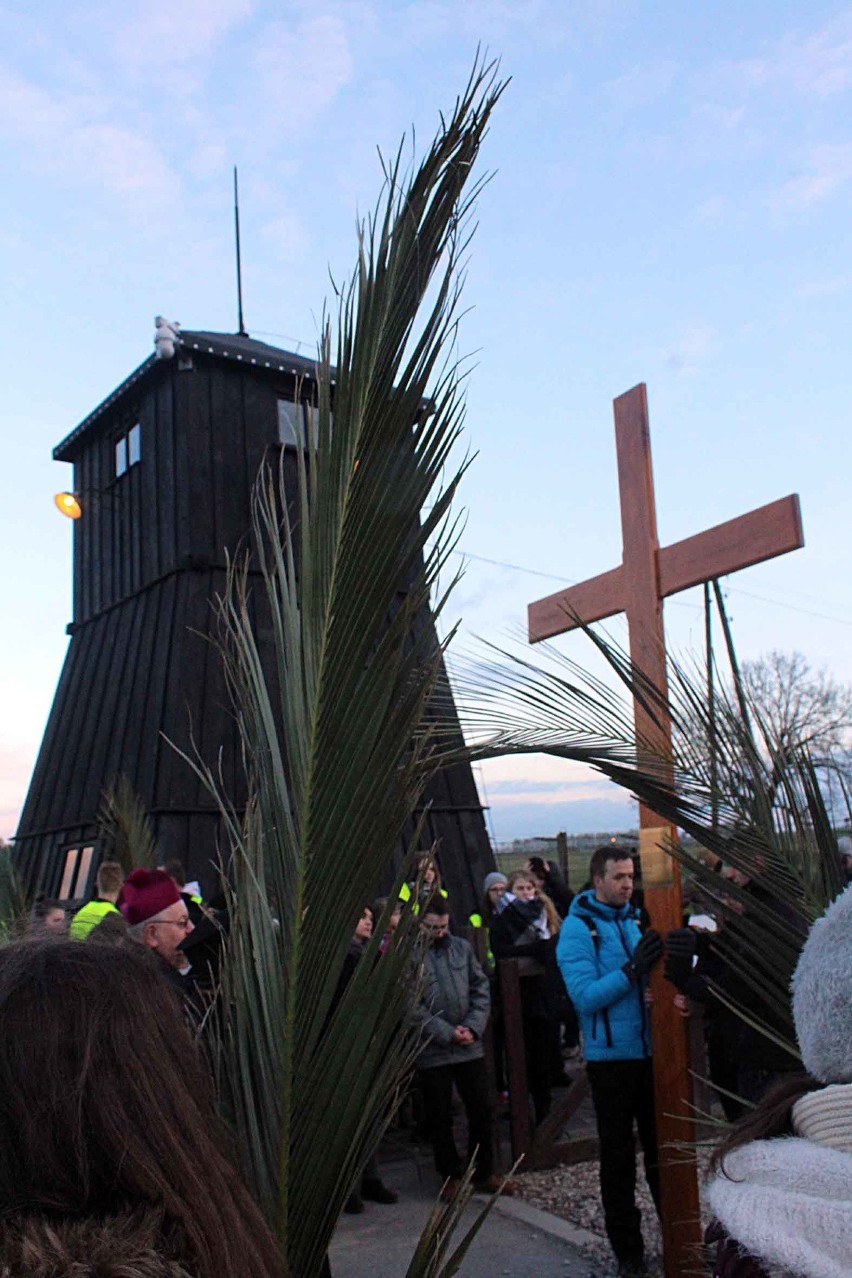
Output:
top-left (705, 884), bottom-right (852, 1277)
top-left (0, 938), bottom-right (286, 1278)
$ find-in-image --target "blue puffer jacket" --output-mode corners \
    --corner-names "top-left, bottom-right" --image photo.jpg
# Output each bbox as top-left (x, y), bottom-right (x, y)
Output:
top-left (557, 890), bottom-right (651, 1062)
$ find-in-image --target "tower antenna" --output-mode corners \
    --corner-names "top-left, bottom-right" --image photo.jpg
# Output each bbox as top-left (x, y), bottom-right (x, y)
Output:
top-left (234, 166), bottom-right (247, 336)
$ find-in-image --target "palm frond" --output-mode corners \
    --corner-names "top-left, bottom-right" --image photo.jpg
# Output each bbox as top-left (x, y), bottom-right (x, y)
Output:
top-left (0, 846), bottom-right (29, 938)
top-left (453, 623), bottom-right (848, 1063)
top-left (173, 57), bottom-right (508, 1278)
top-left (403, 1164), bottom-right (513, 1278)
top-left (97, 774), bottom-right (158, 873)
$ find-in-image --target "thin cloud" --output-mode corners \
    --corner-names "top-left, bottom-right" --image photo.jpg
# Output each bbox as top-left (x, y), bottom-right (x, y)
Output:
top-left (261, 212), bottom-right (311, 264)
top-left (739, 12), bottom-right (852, 99)
top-left (0, 741), bottom-right (36, 842)
top-left (692, 195), bottom-right (732, 225)
top-left (663, 324), bottom-right (717, 374)
top-left (112, 0), bottom-right (253, 71)
top-left (251, 15), bottom-right (353, 132)
top-left (794, 272), bottom-right (852, 298)
top-left (773, 142), bottom-right (852, 209)
top-left (489, 782), bottom-right (625, 807)
top-left (0, 66), bottom-right (180, 213)
top-left (602, 58), bottom-right (679, 112)
top-left (488, 778), bottom-right (607, 797)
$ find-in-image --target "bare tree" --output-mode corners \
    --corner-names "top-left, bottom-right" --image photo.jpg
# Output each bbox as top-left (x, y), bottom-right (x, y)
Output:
top-left (741, 651), bottom-right (852, 760)
top-left (668, 649), bottom-right (852, 827)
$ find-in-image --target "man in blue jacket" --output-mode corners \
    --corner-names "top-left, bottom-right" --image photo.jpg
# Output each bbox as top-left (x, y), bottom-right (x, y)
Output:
top-left (557, 845), bottom-right (663, 1278)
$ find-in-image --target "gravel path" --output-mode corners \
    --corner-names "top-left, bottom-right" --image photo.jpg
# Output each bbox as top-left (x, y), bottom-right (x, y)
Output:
top-left (515, 1159), bottom-right (664, 1276)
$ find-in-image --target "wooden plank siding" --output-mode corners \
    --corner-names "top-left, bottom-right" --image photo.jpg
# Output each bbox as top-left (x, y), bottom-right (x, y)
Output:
top-left (16, 339), bottom-right (494, 917)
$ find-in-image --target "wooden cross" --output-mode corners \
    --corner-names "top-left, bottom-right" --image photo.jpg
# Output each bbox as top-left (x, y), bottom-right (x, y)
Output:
top-left (528, 383), bottom-right (804, 1277)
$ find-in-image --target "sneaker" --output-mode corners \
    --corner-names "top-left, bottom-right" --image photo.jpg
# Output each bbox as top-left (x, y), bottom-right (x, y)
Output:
top-left (343, 1192), bottom-right (365, 1214)
top-left (362, 1177), bottom-right (399, 1205)
top-left (439, 1177), bottom-right (462, 1204)
top-left (473, 1174), bottom-right (519, 1196)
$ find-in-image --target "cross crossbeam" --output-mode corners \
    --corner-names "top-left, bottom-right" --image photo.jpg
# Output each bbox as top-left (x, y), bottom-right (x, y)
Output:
top-left (529, 493), bottom-right (803, 642)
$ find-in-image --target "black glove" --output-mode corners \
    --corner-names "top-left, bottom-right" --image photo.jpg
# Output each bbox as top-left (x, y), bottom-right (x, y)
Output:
top-left (664, 952), bottom-right (694, 991)
top-left (622, 929), bottom-right (663, 982)
top-left (665, 927), bottom-right (697, 961)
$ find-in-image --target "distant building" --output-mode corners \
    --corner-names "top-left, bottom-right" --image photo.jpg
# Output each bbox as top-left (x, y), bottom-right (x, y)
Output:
top-left (15, 326), bottom-right (494, 917)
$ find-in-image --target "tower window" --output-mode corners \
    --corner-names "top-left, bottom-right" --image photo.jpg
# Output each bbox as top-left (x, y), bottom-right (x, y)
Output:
top-left (58, 844), bottom-right (95, 899)
top-left (115, 422), bottom-right (141, 477)
top-left (277, 399), bottom-right (331, 449)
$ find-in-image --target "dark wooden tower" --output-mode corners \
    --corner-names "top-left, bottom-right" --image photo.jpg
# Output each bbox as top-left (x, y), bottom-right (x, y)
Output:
top-left (15, 327), bottom-right (494, 917)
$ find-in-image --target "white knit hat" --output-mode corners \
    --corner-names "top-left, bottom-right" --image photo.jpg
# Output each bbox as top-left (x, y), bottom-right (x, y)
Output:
top-left (792, 883), bottom-right (852, 1084)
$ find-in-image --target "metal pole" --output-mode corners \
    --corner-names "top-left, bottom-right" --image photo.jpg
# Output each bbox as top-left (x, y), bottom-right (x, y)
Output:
top-left (234, 166), bottom-right (247, 336)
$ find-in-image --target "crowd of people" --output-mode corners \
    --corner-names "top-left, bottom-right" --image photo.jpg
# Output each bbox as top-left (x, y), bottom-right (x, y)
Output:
top-left (404, 843), bottom-right (842, 1278)
top-left (14, 840), bottom-right (852, 1278)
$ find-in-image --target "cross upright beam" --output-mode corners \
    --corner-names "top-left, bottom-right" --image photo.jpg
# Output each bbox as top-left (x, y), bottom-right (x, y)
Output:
top-left (526, 382), bottom-right (805, 1277)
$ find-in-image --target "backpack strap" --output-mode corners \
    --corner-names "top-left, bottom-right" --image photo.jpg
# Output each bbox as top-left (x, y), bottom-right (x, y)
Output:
top-left (578, 913), bottom-right (612, 1047)
top-left (579, 913), bottom-right (601, 950)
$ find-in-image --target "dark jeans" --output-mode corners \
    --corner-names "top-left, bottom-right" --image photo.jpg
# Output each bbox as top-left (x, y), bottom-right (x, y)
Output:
top-left (586, 1057), bottom-right (661, 1265)
top-left (416, 1056), bottom-right (493, 1182)
top-left (521, 1005), bottom-right (553, 1125)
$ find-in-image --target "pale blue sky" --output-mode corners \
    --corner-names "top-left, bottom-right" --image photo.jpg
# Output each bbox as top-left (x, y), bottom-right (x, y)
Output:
top-left (2, 1), bottom-right (852, 842)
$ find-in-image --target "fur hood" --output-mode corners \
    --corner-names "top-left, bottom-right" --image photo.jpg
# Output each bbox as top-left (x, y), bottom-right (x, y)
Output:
top-left (0, 1207), bottom-right (197, 1277)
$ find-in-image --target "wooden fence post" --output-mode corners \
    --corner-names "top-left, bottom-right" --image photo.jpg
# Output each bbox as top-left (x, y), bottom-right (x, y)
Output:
top-left (499, 957), bottom-right (532, 1164)
top-left (467, 926), bottom-right (504, 1171)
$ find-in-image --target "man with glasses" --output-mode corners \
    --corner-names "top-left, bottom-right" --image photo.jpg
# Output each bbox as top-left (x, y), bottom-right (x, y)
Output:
top-left (411, 896), bottom-right (515, 1202)
top-left (119, 868), bottom-right (200, 1013)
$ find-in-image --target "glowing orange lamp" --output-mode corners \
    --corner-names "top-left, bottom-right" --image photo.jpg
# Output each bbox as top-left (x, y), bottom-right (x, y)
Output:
top-left (54, 492), bottom-right (82, 519)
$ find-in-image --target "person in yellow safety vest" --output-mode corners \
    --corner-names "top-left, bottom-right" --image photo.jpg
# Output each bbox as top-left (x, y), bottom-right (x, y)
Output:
top-left (469, 871), bottom-right (509, 1101)
top-left (69, 861), bottom-right (125, 940)
top-left (399, 852), bottom-right (448, 915)
top-left (468, 871), bottom-right (508, 970)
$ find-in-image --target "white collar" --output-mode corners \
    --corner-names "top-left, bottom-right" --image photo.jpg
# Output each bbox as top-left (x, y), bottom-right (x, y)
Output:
top-left (793, 1082), bottom-right (852, 1153)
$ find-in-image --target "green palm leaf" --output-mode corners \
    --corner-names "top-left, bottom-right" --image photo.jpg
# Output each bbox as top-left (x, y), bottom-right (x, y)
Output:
top-left (97, 774), bottom-right (158, 873)
top-left (454, 624), bottom-right (848, 1064)
top-left (0, 844), bottom-right (28, 938)
top-left (176, 59), bottom-right (507, 1278)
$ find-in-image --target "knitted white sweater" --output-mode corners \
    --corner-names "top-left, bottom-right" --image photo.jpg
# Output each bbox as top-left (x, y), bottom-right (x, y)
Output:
top-left (705, 1085), bottom-right (852, 1278)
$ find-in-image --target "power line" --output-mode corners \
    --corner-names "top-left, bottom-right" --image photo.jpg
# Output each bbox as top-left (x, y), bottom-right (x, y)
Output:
top-left (250, 329), bottom-right (314, 354)
top-left (452, 549), bottom-right (852, 627)
top-left (456, 550), bottom-right (571, 583)
top-left (453, 549), bottom-right (701, 611)
top-left (725, 585), bottom-right (852, 628)
top-left (732, 572), bottom-right (846, 613)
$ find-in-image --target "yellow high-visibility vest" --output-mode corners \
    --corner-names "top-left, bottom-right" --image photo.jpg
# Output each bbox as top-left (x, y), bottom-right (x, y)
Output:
top-left (468, 912), bottom-right (495, 968)
top-left (398, 882), bottom-right (448, 915)
top-left (69, 899), bottom-right (120, 941)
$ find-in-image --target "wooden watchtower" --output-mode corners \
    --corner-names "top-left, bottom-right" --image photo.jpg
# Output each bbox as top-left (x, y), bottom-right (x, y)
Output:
top-left (15, 326), bottom-right (494, 915)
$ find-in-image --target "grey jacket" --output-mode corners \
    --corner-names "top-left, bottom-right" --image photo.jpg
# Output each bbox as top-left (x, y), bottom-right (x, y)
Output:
top-left (412, 934), bottom-right (491, 1068)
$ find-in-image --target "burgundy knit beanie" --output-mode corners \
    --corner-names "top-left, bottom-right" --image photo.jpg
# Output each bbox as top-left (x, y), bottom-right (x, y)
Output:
top-left (118, 868), bottom-right (180, 925)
